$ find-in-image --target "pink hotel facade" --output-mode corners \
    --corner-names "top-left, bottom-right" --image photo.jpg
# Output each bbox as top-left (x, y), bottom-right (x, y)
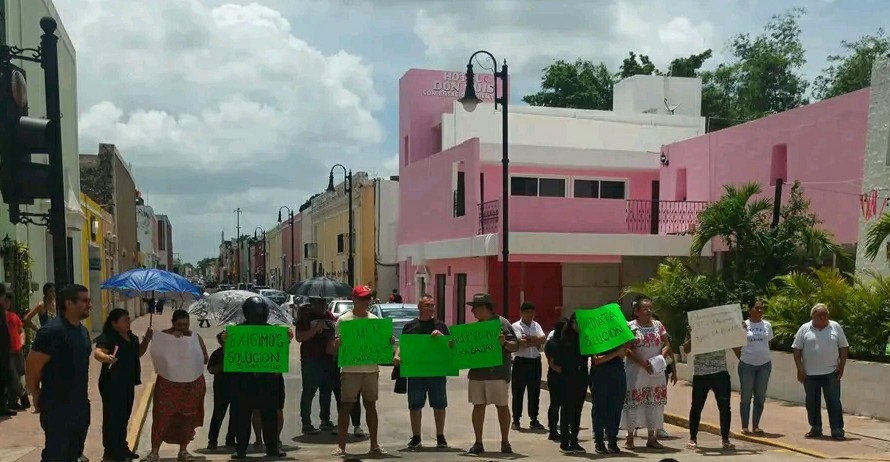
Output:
top-left (396, 68), bottom-right (874, 330)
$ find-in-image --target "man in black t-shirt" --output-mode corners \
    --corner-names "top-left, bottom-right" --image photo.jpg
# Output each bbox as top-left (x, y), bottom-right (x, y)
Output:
top-left (393, 294), bottom-right (450, 449)
top-left (25, 284), bottom-right (93, 462)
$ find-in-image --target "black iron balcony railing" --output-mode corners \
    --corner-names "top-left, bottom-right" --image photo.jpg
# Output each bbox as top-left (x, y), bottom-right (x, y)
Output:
top-left (478, 199), bottom-right (499, 234)
top-left (626, 199), bottom-right (707, 235)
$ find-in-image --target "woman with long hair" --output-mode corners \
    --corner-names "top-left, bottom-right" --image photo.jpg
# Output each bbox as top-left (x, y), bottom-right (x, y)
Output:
top-left (552, 313), bottom-right (590, 454)
top-left (733, 299), bottom-right (773, 434)
top-left (144, 309), bottom-right (208, 462)
top-left (93, 308), bottom-right (153, 461)
top-left (23, 283), bottom-right (56, 331)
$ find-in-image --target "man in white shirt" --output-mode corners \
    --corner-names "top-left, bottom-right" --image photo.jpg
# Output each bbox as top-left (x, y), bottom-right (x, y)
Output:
top-left (792, 303), bottom-right (849, 440)
top-left (510, 302), bottom-right (546, 430)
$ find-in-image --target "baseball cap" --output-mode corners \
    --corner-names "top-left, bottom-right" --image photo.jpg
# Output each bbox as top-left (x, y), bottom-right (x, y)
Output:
top-left (466, 293), bottom-right (494, 307)
top-left (352, 285), bottom-right (372, 299)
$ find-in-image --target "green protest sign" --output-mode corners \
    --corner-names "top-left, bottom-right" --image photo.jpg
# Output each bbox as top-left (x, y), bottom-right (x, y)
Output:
top-left (450, 320), bottom-right (503, 369)
top-left (576, 303), bottom-right (635, 355)
top-left (338, 318), bottom-right (394, 367)
top-left (399, 334), bottom-right (459, 377)
top-left (224, 325), bottom-right (290, 373)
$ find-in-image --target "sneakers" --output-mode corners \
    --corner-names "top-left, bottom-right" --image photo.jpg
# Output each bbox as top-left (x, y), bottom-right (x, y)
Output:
top-left (548, 432), bottom-right (561, 441)
top-left (467, 443), bottom-right (484, 455)
top-left (353, 426), bottom-right (365, 437)
top-left (529, 420), bottom-right (546, 430)
top-left (436, 434), bottom-right (448, 448)
top-left (511, 421), bottom-right (521, 430)
top-left (319, 420), bottom-right (335, 431)
top-left (407, 436), bottom-right (422, 449)
top-left (559, 443), bottom-right (573, 454)
top-left (657, 428), bottom-right (670, 439)
top-left (302, 424), bottom-right (320, 435)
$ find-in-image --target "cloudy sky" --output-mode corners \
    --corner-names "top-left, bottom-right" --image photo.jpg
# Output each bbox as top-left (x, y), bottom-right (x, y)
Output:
top-left (52, 0), bottom-right (888, 263)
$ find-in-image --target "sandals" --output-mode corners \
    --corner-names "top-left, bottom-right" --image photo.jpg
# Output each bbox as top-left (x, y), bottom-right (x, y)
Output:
top-left (753, 428), bottom-right (765, 435)
top-left (686, 440), bottom-right (698, 450)
top-left (177, 451), bottom-right (196, 461)
top-left (370, 447), bottom-right (388, 455)
top-left (331, 447), bottom-right (346, 456)
top-left (624, 440), bottom-right (636, 450)
top-left (722, 440), bottom-right (736, 450)
top-left (646, 440), bottom-right (664, 449)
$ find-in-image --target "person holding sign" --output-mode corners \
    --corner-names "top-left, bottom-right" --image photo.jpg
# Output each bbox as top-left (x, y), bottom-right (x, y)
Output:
top-left (229, 296), bottom-right (288, 459)
top-left (293, 296), bottom-right (340, 435)
top-left (732, 299), bottom-right (774, 435)
top-left (330, 285), bottom-right (395, 457)
top-left (464, 293), bottom-right (518, 456)
top-left (393, 294), bottom-right (451, 449)
top-left (93, 308), bottom-right (152, 461)
top-left (622, 297), bottom-right (675, 451)
top-left (683, 322), bottom-right (735, 450)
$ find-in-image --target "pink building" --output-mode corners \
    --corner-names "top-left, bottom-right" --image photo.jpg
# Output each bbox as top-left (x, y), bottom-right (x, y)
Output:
top-left (396, 69), bottom-right (712, 329)
top-left (660, 88), bottom-right (870, 248)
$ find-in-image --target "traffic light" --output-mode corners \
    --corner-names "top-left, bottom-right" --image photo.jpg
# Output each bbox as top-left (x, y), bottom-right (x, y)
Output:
top-left (0, 62), bottom-right (54, 207)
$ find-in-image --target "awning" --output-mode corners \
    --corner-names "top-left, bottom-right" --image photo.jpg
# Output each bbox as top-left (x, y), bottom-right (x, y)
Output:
top-left (66, 173), bottom-right (85, 230)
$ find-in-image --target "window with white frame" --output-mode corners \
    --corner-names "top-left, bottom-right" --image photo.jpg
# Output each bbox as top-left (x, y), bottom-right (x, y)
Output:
top-left (573, 179), bottom-right (627, 199)
top-left (510, 176), bottom-right (567, 197)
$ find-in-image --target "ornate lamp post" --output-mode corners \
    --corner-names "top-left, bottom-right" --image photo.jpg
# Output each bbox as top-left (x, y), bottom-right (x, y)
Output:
top-left (277, 206), bottom-right (295, 287)
top-left (459, 50), bottom-right (510, 317)
top-left (327, 164), bottom-right (354, 286)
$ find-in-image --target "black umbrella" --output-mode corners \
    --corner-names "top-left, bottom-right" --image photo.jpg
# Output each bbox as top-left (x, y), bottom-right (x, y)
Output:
top-left (286, 276), bottom-right (352, 298)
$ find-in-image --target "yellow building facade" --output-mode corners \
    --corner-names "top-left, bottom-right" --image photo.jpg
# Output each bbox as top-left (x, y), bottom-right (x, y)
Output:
top-left (80, 193), bottom-right (112, 332)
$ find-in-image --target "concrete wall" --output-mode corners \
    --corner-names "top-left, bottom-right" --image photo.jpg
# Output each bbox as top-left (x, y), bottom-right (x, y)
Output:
top-left (676, 350), bottom-right (890, 420)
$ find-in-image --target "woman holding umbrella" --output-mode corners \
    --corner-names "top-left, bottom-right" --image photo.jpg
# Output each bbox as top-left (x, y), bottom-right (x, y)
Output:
top-left (93, 308), bottom-right (153, 461)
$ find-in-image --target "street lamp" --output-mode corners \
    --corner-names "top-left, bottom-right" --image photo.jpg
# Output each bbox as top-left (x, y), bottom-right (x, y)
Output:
top-left (327, 164), bottom-right (354, 287)
top-left (254, 227), bottom-right (266, 286)
top-left (460, 50), bottom-right (510, 317)
top-left (277, 205), bottom-right (295, 288)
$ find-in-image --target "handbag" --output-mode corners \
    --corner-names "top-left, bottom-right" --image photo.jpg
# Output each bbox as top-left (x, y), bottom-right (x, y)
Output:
top-left (392, 365), bottom-right (407, 394)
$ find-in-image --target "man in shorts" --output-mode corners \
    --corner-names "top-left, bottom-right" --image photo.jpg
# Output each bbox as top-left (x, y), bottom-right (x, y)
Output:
top-left (465, 293), bottom-right (518, 455)
top-left (331, 285), bottom-right (394, 456)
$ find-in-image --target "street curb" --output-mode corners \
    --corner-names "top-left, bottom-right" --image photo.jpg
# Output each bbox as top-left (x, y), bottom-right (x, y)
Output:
top-left (540, 380), bottom-right (831, 459)
top-left (127, 374), bottom-right (156, 451)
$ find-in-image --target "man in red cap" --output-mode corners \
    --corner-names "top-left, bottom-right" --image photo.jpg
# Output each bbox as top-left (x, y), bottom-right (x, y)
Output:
top-left (330, 285), bottom-right (393, 456)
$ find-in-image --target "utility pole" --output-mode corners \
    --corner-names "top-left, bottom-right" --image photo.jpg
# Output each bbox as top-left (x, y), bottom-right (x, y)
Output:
top-left (234, 208), bottom-right (242, 284)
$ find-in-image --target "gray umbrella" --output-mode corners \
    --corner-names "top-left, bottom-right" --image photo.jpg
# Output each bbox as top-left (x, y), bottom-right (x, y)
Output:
top-left (187, 290), bottom-right (293, 326)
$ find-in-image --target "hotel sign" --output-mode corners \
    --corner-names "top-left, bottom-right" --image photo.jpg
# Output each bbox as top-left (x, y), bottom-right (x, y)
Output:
top-left (422, 71), bottom-right (497, 101)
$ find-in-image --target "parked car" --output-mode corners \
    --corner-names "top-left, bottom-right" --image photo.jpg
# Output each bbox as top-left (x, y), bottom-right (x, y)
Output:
top-left (329, 299), bottom-right (355, 319)
top-left (259, 289), bottom-right (288, 305)
top-left (370, 303), bottom-right (420, 346)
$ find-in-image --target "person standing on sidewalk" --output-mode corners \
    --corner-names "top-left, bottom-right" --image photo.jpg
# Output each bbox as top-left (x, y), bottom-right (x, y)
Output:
top-left (544, 317), bottom-right (567, 441)
top-left (2, 287), bottom-right (27, 412)
top-left (622, 297), bottom-right (674, 450)
top-left (792, 303), bottom-right (848, 440)
top-left (393, 294), bottom-right (451, 449)
top-left (93, 308), bottom-right (153, 461)
top-left (25, 284), bottom-right (93, 461)
top-left (683, 324), bottom-right (735, 450)
top-left (294, 296), bottom-right (337, 435)
top-left (551, 312), bottom-right (590, 454)
top-left (330, 285), bottom-right (393, 457)
top-left (464, 293), bottom-right (518, 455)
top-left (205, 332), bottom-right (237, 449)
top-left (590, 334), bottom-right (630, 454)
top-left (510, 302), bottom-right (546, 431)
top-left (733, 299), bottom-right (774, 435)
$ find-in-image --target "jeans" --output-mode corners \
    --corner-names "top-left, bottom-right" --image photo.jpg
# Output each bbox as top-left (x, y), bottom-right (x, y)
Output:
top-left (689, 371), bottom-right (731, 441)
top-left (511, 357), bottom-right (542, 422)
top-left (300, 358), bottom-right (334, 425)
top-left (804, 372), bottom-right (844, 437)
top-left (40, 402), bottom-right (90, 462)
top-left (7, 352), bottom-right (25, 403)
top-left (546, 369), bottom-right (563, 435)
top-left (590, 360), bottom-right (626, 446)
top-left (738, 361), bottom-right (771, 429)
top-left (559, 370), bottom-right (588, 446)
top-left (208, 382), bottom-right (236, 445)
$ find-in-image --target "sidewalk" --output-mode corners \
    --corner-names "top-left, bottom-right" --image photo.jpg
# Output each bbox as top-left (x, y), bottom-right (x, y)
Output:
top-left (0, 311), bottom-right (162, 462)
top-left (541, 370), bottom-right (890, 460)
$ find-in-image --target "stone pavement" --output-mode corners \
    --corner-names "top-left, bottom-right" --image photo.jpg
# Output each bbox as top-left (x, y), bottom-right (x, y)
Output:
top-left (135, 316), bottom-right (805, 461)
top-left (0, 310), bottom-right (161, 462)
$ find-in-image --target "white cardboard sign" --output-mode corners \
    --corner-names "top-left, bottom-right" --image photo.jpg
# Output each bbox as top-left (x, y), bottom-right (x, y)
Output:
top-left (687, 304), bottom-right (747, 354)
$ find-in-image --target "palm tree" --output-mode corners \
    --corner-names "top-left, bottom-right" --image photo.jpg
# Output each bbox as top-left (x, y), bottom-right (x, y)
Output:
top-left (862, 213), bottom-right (890, 261)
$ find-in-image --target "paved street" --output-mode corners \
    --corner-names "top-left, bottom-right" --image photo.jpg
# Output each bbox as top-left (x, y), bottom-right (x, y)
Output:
top-left (137, 321), bottom-right (811, 461)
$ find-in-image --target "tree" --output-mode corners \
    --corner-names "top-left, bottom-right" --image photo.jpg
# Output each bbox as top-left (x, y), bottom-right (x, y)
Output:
top-left (618, 52), bottom-right (657, 79)
top-left (522, 59), bottom-right (615, 110)
top-left (814, 29), bottom-right (890, 100)
top-left (701, 8), bottom-right (810, 131)
top-left (690, 181), bottom-right (845, 292)
top-left (665, 49), bottom-right (714, 77)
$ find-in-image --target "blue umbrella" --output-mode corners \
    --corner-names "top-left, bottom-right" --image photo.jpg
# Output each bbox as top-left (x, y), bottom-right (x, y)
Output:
top-left (101, 268), bottom-right (204, 302)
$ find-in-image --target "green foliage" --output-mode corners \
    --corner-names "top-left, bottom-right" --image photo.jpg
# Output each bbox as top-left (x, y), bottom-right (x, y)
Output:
top-left (766, 268), bottom-right (890, 360)
top-left (862, 208), bottom-right (890, 262)
top-left (814, 29), bottom-right (890, 100)
top-left (523, 59), bottom-right (615, 110)
top-left (618, 52), bottom-right (657, 79)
